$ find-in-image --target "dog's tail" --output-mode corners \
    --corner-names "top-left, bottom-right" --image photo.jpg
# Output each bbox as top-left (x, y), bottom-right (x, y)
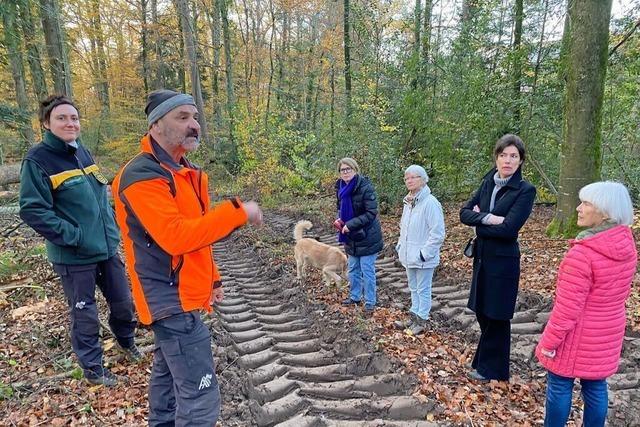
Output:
top-left (294, 220), bottom-right (313, 241)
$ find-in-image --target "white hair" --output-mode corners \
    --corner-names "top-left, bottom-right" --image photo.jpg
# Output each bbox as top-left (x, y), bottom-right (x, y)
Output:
top-left (579, 181), bottom-right (634, 226)
top-left (404, 165), bottom-right (429, 184)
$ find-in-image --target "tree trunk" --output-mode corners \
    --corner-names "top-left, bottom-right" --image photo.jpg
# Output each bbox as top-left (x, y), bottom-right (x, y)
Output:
top-left (421, 0), bottom-right (432, 62)
top-left (3, 2), bottom-right (36, 149)
top-left (89, 0), bottom-right (110, 113)
top-left (17, 0), bottom-right (48, 101)
top-left (432, 2), bottom-right (443, 100)
top-left (239, 0), bottom-right (252, 115)
top-left (0, 164), bottom-right (22, 186)
top-left (413, 0), bottom-right (421, 57)
top-left (207, 0), bottom-right (222, 128)
top-left (558, 0), bottom-right (573, 84)
top-left (549, 0), bottom-right (613, 236)
top-left (303, 13), bottom-right (320, 130)
top-left (330, 63), bottom-right (335, 139)
top-left (150, 0), bottom-right (165, 89)
top-left (491, 0), bottom-right (506, 73)
top-left (39, 0), bottom-right (72, 97)
top-left (459, 0), bottom-right (480, 42)
top-left (218, 0), bottom-right (237, 167)
top-left (176, 0), bottom-right (209, 144)
top-left (411, 0), bottom-right (421, 89)
top-left (512, 0), bottom-right (524, 130)
top-left (177, 17), bottom-right (186, 93)
top-left (264, 0), bottom-right (276, 127)
top-left (276, 9), bottom-right (289, 105)
top-left (140, 0), bottom-right (150, 93)
top-left (343, 0), bottom-right (352, 122)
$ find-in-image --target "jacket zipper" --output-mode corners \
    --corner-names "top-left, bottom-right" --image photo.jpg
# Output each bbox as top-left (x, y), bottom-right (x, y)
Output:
top-left (198, 171), bottom-right (216, 304)
top-left (75, 154), bottom-right (110, 253)
top-left (144, 230), bottom-right (182, 287)
top-left (196, 170), bottom-right (215, 304)
top-left (169, 256), bottom-right (185, 286)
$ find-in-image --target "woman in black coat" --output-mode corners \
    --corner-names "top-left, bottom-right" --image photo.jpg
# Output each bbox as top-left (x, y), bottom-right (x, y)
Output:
top-left (335, 157), bottom-right (384, 312)
top-left (460, 134), bottom-right (536, 381)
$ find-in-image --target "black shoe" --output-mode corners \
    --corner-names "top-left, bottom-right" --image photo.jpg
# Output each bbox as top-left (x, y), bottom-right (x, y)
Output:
top-left (342, 298), bottom-right (360, 306)
top-left (85, 368), bottom-right (118, 387)
top-left (364, 304), bottom-right (376, 313)
top-left (120, 343), bottom-right (143, 362)
top-left (467, 369), bottom-right (489, 383)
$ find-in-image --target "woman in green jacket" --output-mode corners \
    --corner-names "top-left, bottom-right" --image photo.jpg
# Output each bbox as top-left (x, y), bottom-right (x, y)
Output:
top-left (19, 95), bottom-right (139, 386)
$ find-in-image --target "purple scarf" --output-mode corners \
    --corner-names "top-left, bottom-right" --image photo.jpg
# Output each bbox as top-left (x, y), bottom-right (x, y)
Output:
top-left (337, 176), bottom-right (357, 243)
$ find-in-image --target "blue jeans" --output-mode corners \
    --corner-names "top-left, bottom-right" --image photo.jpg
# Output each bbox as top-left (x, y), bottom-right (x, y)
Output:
top-left (544, 371), bottom-right (608, 427)
top-left (406, 267), bottom-right (434, 320)
top-left (348, 253), bottom-right (378, 306)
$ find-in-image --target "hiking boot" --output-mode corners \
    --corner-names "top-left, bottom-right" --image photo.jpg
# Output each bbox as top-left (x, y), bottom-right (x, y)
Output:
top-left (467, 369), bottom-right (489, 383)
top-left (364, 304), bottom-right (376, 313)
top-left (119, 343), bottom-right (143, 362)
top-left (341, 298), bottom-right (360, 306)
top-left (394, 313), bottom-right (417, 330)
top-left (408, 316), bottom-right (428, 335)
top-left (85, 368), bottom-right (118, 387)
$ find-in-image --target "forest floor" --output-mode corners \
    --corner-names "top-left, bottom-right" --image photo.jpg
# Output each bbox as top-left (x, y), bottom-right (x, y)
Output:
top-left (0, 203), bottom-right (638, 426)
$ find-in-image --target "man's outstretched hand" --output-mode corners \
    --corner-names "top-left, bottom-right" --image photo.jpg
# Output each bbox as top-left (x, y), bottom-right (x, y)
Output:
top-left (243, 201), bottom-right (263, 225)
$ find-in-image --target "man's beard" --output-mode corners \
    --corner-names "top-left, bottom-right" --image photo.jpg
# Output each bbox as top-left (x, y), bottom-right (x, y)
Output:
top-left (179, 131), bottom-right (200, 150)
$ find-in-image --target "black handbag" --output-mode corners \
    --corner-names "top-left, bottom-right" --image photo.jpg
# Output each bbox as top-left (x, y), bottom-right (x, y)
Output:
top-left (463, 237), bottom-right (476, 258)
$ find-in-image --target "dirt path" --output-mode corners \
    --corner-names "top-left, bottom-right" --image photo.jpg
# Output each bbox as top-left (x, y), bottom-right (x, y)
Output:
top-left (213, 213), bottom-right (438, 426)
top-left (1, 207), bottom-right (638, 425)
top-left (213, 211), bottom-right (640, 426)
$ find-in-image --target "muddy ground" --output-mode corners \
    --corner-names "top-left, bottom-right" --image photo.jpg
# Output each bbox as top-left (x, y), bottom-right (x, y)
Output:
top-left (0, 206), bottom-right (639, 426)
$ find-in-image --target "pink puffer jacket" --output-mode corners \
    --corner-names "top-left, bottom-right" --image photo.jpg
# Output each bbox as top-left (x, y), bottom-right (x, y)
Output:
top-left (536, 225), bottom-right (637, 380)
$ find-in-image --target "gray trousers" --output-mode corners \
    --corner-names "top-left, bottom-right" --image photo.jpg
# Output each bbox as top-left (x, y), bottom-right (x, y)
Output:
top-left (54, 255), bottom-right (136, 378)
top-left (149, 311), bottom-right (221, 427)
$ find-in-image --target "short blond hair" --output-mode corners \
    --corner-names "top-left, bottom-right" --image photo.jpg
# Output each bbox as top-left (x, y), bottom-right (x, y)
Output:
top-left (337, 157), bottom-right (360, 174)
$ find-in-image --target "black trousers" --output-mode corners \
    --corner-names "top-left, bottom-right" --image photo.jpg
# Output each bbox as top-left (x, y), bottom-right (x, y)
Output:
top-left (471, 312), bottom-right (511, 380)
top-left (54, 255), bottom-right (137, 377)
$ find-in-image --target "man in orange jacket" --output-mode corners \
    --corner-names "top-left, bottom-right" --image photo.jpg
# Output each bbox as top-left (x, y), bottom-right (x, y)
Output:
top-left (113, 89), bottom-right (262, 426)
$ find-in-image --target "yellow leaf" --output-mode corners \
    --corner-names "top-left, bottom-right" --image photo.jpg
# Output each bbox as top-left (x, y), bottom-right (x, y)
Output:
top-left (103, 338), bottom-right (116, 351)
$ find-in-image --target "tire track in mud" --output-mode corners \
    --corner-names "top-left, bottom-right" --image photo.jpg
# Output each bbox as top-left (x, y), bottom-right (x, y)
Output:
top-left (213, 213), bottom-right (639, 426)
top-left (330, 235), bottom-right (640, 426)
top-left (213, 214), bottom-right (438, 427)
top-left (308, 222), bottom-right (640, 426)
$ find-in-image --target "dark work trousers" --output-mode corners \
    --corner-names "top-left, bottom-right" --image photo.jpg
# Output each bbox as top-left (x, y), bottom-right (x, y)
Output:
top-left (471, 312), bottom-right (511, 380)
top-left (53, 255), bottom-right (136, 377)
top-left (149, 311), bottom-right (220, 427)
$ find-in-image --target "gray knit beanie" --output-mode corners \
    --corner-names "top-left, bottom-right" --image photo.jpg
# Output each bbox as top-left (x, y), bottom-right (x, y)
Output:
top-left (145, 90), bottom-right (196, 125)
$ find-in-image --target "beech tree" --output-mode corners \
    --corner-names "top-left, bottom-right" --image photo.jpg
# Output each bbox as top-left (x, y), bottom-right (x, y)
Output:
top-left (549, 0), bottom-right (614, 236)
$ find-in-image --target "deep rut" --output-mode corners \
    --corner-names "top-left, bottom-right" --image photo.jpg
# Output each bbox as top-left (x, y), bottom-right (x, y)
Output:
top-left (213, 214), bottom-right (437, 426)
top-left (213, 213), bottom-right (640, 426)
top-left (353, 230), bottom-right (640, 426)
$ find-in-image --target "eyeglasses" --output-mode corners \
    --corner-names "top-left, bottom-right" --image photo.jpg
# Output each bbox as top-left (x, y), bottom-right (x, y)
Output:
top-left (339, 167), bottom-right (353, 174)
top-left (404, 175), bottom-right (421, 182)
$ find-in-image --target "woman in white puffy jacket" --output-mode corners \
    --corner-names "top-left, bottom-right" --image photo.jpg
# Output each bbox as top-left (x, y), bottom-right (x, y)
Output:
top-left (395, 165), bottom-right (446, 335)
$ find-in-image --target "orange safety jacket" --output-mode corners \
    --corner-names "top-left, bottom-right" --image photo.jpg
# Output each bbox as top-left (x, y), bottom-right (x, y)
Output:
top-left (112, 134), bottom-right (248, 325)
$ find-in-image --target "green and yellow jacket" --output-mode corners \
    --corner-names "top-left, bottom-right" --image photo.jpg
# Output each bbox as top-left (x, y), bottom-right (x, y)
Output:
top-left (19, 131), bottom-right (120, 265)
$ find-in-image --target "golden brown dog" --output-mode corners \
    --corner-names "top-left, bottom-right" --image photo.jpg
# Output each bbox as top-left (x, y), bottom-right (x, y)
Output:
top-left (294, 220), bottom-right (347, 287)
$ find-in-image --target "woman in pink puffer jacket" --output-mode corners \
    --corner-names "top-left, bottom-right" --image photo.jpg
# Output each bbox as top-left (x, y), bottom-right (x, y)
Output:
top-left (536, 181), bottom-right (637, 426)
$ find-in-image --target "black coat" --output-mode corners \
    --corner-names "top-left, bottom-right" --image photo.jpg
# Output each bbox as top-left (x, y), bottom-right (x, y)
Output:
top-left (335, 175), bottom-right (384, 257)
top-left (460, 167), bottom-right (536, 320)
